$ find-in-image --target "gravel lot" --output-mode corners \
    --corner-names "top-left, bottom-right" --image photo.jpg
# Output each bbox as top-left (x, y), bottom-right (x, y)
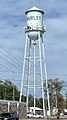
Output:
top-left (20, 115), bottom-right (67, 120)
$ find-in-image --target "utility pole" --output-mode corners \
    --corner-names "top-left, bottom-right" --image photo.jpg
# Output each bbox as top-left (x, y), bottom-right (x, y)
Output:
top-left (13, 67), bottom-right (15, 101)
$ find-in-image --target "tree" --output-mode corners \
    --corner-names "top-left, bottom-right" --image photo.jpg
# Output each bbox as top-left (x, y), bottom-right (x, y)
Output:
top-left (0, 80), bottom-right (19, 101)
top-left (47, 78), bottom-right (65, 109)
top-left (28, 94), bottom-right (34, 107)
top-left (0, 80), bottom-right (4, 99)
top-left (65, 91), bottom-right (67, 109)
top-left (37, 98), bottom-right (43, 109)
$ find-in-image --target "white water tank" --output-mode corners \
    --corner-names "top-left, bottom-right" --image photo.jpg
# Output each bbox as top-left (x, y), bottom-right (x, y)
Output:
top-left (25, 6), bottom-right (45, 40)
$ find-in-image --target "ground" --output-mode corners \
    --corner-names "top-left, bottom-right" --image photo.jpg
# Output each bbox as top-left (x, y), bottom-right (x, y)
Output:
top-left (21, 115), bottom-right (67, 120)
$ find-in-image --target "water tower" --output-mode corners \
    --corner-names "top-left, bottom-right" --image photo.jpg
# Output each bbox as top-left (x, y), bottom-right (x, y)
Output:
top-left (20, 6), bottom-right (50, 117)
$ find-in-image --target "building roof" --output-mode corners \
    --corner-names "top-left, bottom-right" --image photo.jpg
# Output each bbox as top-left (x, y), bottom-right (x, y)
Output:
top-left (25, 6), bottom-right (44, 14)
top-left (30, 107), bottom-right (42, 110)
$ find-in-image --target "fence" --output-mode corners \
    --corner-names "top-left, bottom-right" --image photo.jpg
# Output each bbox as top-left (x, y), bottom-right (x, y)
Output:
top-left (0, 100), bottom-right (26, 119)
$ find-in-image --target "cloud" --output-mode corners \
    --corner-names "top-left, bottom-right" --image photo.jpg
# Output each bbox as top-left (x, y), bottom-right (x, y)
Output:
top-left (0, 0), bottom-right (67, 90)
top-left (42, 12), bottom-right (67, 80)
top-left (46, 17), bottom-right (67, 46)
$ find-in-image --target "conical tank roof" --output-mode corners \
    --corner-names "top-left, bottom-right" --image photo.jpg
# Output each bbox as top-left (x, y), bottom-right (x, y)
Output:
top-left (25, 5), bottom-right (44, 14)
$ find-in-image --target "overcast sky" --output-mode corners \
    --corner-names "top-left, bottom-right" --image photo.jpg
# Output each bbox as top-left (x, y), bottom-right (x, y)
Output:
top-left (0, 0), bottom-right (67, 95)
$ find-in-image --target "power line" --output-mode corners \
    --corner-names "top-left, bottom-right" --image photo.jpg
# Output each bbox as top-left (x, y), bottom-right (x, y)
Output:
top-left (0, 47), bottom-right (67, 90)
top-left (0, 64), bottom-right (22, 80)
top-left (0, 47), bottom-right (23, 66)
top-left (0, 68), bottom-right (21, 81)
top-left (0, 56), bottom-right (22, 71)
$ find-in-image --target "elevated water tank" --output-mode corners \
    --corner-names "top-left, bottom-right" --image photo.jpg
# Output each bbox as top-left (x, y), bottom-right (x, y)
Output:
top-left (25, 6), bottom-right (45, 40)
